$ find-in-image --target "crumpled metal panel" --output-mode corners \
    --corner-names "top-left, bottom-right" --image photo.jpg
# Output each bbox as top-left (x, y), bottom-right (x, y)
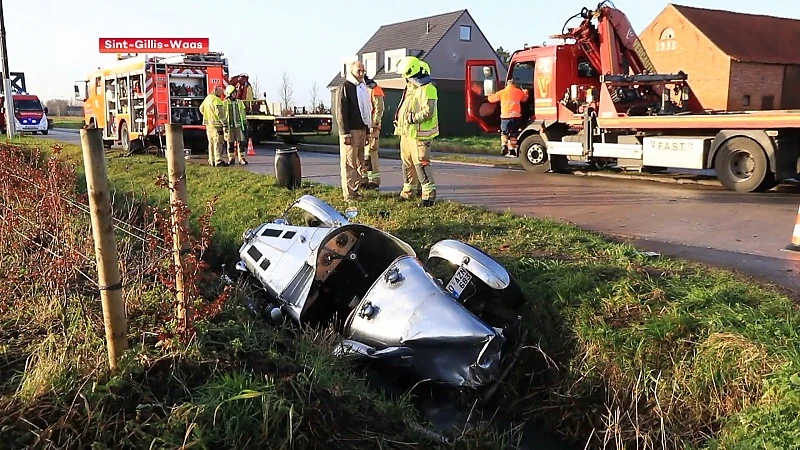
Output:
top-left (291, 194), bottom-right (350, 228)
top-left (345, 255), bottom-right (503, 387)
top-left (428, 239), bottom-right (510, 291)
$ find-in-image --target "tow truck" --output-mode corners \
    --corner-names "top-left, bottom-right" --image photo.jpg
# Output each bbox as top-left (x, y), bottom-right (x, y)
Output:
top-left (465, 1), bottom-right (800, 192)
top-left (226, 73), bottom-right (332, 144)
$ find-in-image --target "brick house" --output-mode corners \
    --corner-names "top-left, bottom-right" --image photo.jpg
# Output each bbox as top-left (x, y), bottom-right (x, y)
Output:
top-left (327, 10), bottom-right (507, 137)
top-left (639, 4), bottom-right (800, 111)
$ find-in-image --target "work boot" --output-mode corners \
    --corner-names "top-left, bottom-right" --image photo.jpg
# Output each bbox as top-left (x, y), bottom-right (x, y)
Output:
top-left (239, 159), bottom-right (249, 165)
top-left (507, 148), bottom-right (518, 158)
top-left (501, 145), bottom-right (508, 156)
top-left (421, 199), bottom-right (435, 207)
top-left (364, 182), bottom-right (380, 190)
top-left (216, 160), bottom-right (229, 167)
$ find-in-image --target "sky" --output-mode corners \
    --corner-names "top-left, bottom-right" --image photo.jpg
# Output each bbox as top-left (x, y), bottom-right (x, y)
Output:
top-left (3, 0), bottom-right (794, 107)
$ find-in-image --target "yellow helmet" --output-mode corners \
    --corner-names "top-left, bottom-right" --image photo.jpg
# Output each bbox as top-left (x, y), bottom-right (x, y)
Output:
top-left (225, 84), bottom-right (236, 96)
top-left (420, 60), bottom-right (431, 76)
top-left (396, 56), bottom-right (422, 78)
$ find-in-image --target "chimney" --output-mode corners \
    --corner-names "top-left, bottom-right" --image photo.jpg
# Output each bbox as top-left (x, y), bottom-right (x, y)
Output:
top-left (426, 21), bottom-right (430, 34)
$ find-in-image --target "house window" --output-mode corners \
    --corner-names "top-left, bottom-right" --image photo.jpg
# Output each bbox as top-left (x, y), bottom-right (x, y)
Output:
top-left (364, 57), bottom-right (376, 78)
top-left (460, 25), bottom-right (472, 41)
top-left (742, 94), bottom-right (751, 106)
top-left (656, 27), bottom-right (676, 52)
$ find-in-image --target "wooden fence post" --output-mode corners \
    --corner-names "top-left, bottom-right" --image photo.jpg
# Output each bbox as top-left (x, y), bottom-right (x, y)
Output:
top-left (80, 127), bottom-right (128, 370)
top-left (165, 124), bottom-right (191, 329)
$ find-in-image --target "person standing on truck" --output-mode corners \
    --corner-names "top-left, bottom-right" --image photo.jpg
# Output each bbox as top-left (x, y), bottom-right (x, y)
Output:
top-left (223, 84), bottom-right (249, 165)
top-left (362, 76), bottom-right (384, 190)
top-left (394, 56), bottom-right (438, 207)
top-left (334, 61), bottom-right (371, 201)
top-left (486, 79), bottom-right (529, 157)
top-left (199, 86), bottom-right (228, 167)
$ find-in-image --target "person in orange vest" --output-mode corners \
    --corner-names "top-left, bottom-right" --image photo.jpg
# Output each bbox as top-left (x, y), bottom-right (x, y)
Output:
top-left (363, 76), bottom-right (384, 189)
top-left (486, 79), bottom-right (529, 157)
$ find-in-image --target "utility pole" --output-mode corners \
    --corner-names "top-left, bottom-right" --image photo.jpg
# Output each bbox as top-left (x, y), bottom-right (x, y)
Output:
top-left (0, 0), bottom-right (15, 138)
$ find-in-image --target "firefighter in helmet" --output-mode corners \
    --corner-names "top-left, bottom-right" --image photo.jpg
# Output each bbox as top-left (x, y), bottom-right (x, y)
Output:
top-left (199, 86), bottom-right (227, 167)
top-left (394, 56), bottom-right (438, 207)
top-left (223, 84), bottom-right (249, 165)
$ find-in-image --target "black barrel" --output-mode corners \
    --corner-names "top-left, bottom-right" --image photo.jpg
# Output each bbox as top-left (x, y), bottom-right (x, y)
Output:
top-left (274, 147), bottom-right (302, 189)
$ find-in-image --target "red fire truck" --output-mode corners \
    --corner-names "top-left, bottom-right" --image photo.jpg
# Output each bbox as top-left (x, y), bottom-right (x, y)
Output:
top-left (75, 52), bottom-right (331, 154)
top-left (465, 1), bottom-right (800, 192)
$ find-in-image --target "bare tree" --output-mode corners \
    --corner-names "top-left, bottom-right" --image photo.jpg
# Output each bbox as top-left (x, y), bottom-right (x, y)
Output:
top-left (45, 99), bottom-right (69, 116)
top-left (278, 72), bottom-right (294, 114)
top-left (249, 76), bottom-right (263, 99)
top-left (309, 82), bottom-right (319, 111)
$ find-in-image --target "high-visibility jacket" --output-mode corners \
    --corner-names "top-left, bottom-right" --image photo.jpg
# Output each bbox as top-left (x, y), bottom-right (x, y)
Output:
top-left (487, 84), bottom-right (529, 119)
top-left (224, 98), bottom-right (247, 130)
top-left (371, 85), bottom-right (384, 128)
top-left (396, 81), bottom-right (439, 140)
top-left (200, 94), bottom-right (225, 127)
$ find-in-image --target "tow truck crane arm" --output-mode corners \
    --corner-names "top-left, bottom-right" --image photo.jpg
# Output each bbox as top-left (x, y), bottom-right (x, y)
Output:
top-left (551, 1), bottom-right (655, 76)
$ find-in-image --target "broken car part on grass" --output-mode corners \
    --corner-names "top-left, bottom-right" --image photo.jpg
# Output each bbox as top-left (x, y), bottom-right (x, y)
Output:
top-left (236, 195), bottom-right (525, 389)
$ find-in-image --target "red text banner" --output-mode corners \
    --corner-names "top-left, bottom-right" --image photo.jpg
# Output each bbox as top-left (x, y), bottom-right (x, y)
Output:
top-left (99, 38), bottom-right (210, 54)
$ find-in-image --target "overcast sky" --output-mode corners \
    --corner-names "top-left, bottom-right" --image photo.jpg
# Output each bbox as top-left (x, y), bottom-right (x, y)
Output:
top-left (3, 0), bottom-right (792, 107)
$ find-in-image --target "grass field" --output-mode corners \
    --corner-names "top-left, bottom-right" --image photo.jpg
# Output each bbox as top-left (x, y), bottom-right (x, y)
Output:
top-left (3, 135), bottom-right (800, 449)
top-left (51, 115), bottom-right (84, 129)
top-left (303, 134), bottom-right (499, 155)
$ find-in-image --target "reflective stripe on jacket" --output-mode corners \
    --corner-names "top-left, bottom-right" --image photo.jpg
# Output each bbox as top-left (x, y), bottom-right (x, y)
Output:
top-left (487, 85), bottom-right (528, 118)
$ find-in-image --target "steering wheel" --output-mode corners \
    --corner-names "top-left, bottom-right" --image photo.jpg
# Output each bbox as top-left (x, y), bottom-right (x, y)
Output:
top-left (325, 232), bottom-right (369, 278)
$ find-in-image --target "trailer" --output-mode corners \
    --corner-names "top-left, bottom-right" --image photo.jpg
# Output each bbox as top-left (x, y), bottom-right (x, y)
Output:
top-left (465, 1), bottom-right (800, 192)
top-left (227, 73), bottom-right (332, 144)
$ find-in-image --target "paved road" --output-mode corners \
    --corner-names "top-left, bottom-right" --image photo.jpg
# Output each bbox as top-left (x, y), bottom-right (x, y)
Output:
top-left (43, 129), bottom-right (800, 294)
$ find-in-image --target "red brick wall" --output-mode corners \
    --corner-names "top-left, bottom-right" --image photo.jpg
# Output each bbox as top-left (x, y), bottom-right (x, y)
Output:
top-left (639, 5), bottom-right (731, 111)
top-left (728, 62), bottom-right (784, 111)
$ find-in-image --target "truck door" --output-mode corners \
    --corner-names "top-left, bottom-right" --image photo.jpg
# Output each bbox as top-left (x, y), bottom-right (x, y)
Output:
top-left (465, 60), bottom-right (501, 133)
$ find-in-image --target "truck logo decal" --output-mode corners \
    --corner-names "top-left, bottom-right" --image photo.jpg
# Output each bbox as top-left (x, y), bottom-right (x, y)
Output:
top-left (537, 75), bottom-right (551, 98)
top-left (211, 78), bottom-right (220, 84)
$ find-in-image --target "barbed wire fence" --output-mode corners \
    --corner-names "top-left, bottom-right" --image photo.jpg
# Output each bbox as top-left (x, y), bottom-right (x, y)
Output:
top-left (0, 126), bottom-right (223, 370)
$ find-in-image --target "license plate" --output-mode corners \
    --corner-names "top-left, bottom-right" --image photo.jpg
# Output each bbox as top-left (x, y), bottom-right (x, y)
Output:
top-left (446, 265), bottom-right (472, 299)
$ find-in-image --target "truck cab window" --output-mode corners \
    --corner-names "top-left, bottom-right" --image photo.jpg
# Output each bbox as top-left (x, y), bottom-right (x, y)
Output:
top-left (509, 62), bottom-right (534, 90)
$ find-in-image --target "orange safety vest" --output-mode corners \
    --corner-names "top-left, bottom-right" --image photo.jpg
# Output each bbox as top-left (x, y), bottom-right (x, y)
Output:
top-left (488, 85), bottom-right (528, 118)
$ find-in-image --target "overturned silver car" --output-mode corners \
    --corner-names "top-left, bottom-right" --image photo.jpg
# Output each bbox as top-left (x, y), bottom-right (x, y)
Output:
top-left (235, 195), bottom-right (524, 389)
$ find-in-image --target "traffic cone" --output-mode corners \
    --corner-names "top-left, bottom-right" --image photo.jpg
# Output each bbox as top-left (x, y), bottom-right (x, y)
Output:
top-left (783, 204), bottom-right (800, 253)
top-left (246, 138), bottom-right (256, 157)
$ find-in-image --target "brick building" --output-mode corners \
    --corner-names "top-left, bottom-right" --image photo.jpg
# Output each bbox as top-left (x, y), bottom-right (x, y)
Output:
top-left (640, 4), bottom-right (800, 111)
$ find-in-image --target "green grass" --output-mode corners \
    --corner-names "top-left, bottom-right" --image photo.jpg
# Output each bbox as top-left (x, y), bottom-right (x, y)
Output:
top-left (51, 115), bottom-right (84, 129)
top-left (4, 135), bottom-right (800, 449)
top-left (303, 134), bottom-right (500, 155)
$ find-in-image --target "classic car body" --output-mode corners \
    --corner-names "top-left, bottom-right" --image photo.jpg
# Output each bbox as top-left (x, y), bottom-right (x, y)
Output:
top-left (236, 195), bottom-right (524, 389)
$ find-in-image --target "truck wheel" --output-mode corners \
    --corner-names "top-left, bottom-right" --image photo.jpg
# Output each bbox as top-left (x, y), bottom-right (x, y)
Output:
top-left (714, 137), bottom-right (774, 192)
top-left (518, 135), bottom-right (568, 173)
top-left (120, 122), bottom-right (131, 154)
top-left (41, 130), bottom-right (48, 135)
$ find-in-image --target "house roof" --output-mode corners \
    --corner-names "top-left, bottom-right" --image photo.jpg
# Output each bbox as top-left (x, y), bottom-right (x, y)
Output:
top-left (327, 9), bottom-right (467, 88)
top-left (672, 4), bottom-right (800, 65)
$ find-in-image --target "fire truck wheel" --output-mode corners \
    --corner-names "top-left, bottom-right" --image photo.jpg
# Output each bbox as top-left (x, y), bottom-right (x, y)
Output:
top-left (519, 135), bottom-right (568, 174)
top-left (715, 137), bottom-right (774, 192)
top-left (120, 122), bottom-right (131, 153)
